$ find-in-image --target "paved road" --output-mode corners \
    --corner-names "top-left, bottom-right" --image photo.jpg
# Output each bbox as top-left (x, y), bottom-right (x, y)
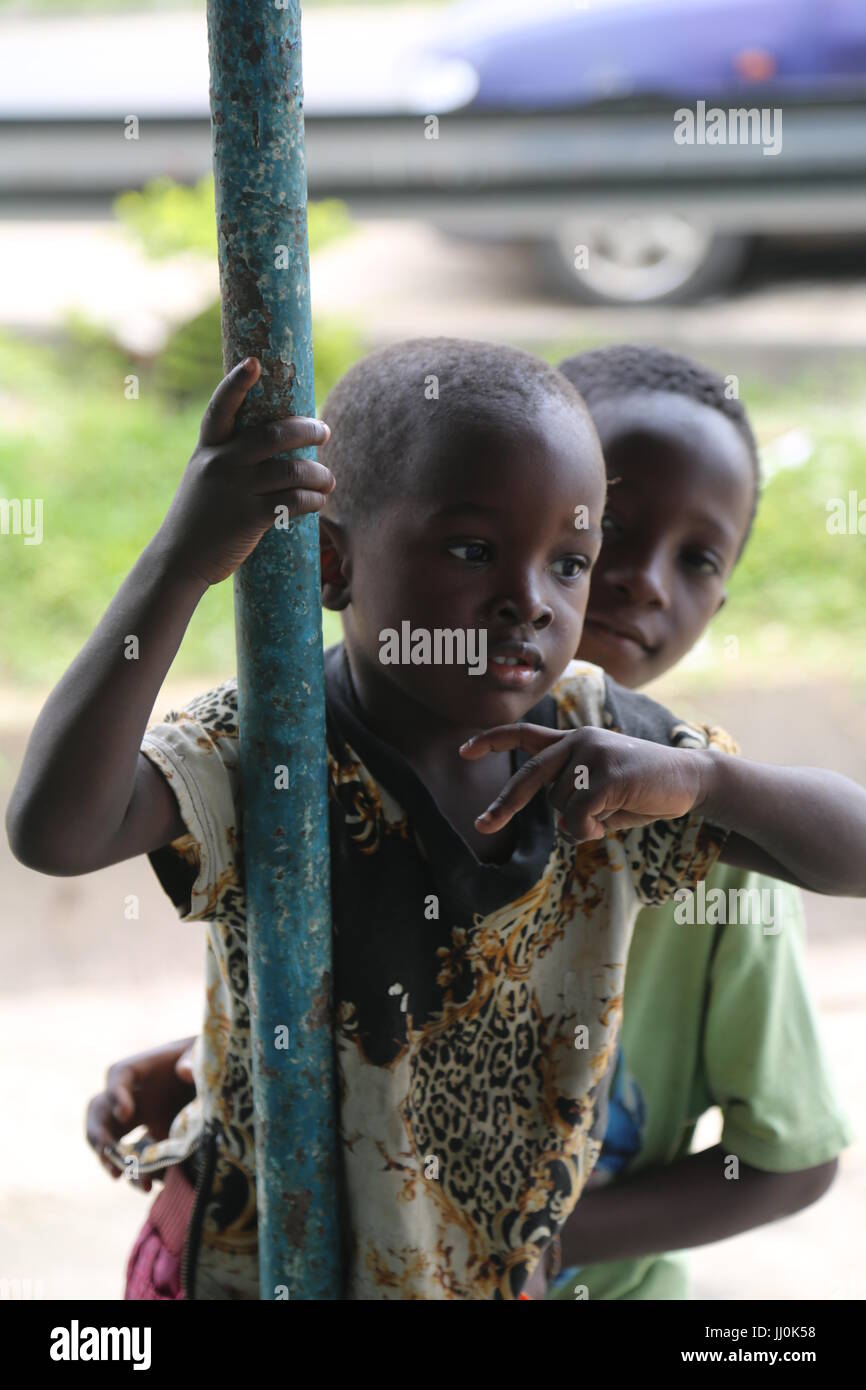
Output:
top-left (1, 676), bottom-right (864, 1300)
top-left (310, 222), bottom-right (866, 351)
top-left (0, 5), bottom-right (440, 118)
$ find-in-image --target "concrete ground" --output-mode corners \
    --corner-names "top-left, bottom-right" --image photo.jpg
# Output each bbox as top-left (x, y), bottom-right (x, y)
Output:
top-left (5, 215), bottom-right (866, 359)
top-left (1, 675), bottom-right (864, 1300)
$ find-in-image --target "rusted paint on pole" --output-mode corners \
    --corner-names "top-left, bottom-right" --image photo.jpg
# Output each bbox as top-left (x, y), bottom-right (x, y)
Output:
top-left (206, 0), bottom-right (340, 1299)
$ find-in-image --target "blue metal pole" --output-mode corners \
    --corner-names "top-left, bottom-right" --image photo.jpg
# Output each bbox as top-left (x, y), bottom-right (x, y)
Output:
top-left (206, 0), bottom-right (340, 1300)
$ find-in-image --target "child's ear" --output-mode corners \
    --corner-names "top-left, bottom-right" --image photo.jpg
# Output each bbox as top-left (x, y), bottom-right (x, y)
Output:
top-left (320, 517), bottom-right (351, 611)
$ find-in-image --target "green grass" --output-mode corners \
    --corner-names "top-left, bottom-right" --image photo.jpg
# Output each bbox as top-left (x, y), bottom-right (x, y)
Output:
top-left (1, 328), bottom-right (865, 692)
top-left (0, 177), bottom-right (363, 689)
top-left (0, 328), bottom-right (353, 686)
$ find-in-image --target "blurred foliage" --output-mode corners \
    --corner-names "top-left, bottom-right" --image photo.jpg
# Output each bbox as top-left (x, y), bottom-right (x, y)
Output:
top-left (109, 178), bottom-right (359, 402)
top-left (115, 177), bottom-right (352, 264)
top-left (0, 176), bottom-right (362, 684)
top-left (1, 314), bottom-right (865, 688)
top-left (0, 328), bottom-right (350, 686)
top-left (149, 297), bottom-right (362, 404)
top-left (115, 177), bottom-right (220, 261)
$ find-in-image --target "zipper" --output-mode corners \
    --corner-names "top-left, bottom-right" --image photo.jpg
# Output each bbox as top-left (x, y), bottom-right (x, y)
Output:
top-left (180, 1119), bottom-right (219, 1301)
top-left (104, 1141), bottom-right (202, 1180)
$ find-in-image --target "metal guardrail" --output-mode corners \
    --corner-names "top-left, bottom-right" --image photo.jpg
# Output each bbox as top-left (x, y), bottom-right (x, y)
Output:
top-left (3, 99), bottom-right (866, 231)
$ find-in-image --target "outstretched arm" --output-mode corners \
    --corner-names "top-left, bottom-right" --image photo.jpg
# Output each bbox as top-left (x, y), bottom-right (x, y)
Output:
top-left (698, 758), bottom-right (866, 897)
top-left (460, 724), bottom-right (866, 897)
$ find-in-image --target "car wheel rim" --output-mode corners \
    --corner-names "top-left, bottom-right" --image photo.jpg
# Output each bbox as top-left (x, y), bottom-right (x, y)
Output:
top-left (559, 216), bottom-right (714, 302)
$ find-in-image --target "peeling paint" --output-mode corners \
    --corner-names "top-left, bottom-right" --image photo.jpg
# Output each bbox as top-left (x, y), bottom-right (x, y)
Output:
top-left (207, 0), bottom-right (339, 1300)
top-left (284, 1189), bottom-right (314, 1249)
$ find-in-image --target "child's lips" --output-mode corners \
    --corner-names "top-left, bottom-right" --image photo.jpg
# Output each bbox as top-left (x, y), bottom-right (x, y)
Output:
top-left (487, 656), bottom-right (540, 687)
top-left (583, 616), bottom-right (655, 655)
top-left (487, 639), bottom-right (543, 687)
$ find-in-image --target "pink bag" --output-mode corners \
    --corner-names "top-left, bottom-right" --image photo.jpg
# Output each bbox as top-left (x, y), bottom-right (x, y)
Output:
top-left (124, 1162), bottom-right (196, 1301)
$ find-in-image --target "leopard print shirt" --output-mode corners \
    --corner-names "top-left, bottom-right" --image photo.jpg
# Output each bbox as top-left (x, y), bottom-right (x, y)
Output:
top-left (137, 652), bottom-right (734, 1299)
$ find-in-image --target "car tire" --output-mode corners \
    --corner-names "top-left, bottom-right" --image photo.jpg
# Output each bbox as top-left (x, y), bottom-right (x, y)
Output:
top-left (537, 216), bottom-right (752, 306)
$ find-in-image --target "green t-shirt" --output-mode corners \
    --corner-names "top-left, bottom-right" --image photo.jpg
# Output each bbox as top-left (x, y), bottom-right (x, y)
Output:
top-left (547, 862), bottom-right (853, 1300)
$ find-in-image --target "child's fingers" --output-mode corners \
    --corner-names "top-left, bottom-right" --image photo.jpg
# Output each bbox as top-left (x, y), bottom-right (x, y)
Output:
top-left (549, 758), bottom-right (633, 841)
top-left (460, 724), bottom-right (571, 832)
top-left (94, 1142), bottom-right (124, 1181)
top-left (199, 358), bottom-right (261, 447)
top-left (554, 807), bottom-right (607, 843)
top-left (229, 416), bottom-right (330, 466)
top-left (474, 739), bottom-right (574, 833)
top-left (107, 1069), bottom-right (137, 1124)
top-left (252, 456), bottom-right (335, 498)
top-left (85, 1091), bottom-right (127, 1167)
top-left (459, 723), bottom-right (565, 760)
top-left (260, 489), bottom-right (331, 524)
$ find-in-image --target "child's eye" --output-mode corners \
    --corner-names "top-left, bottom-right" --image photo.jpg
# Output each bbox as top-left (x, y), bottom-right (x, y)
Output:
top-left (447, 540), bottom-right (491, 564)
top-left (683, 550), bottom-right (721, 576)
top-left (600, 512), bottom-right (621, 536)
top-left (551, 555), bottom-right (589, 579)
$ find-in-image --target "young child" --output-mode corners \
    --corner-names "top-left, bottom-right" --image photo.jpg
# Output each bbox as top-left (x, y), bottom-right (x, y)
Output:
top-left (86, 343), bottom-right (854, 1303)
top-left (538, 344), bottom-right (853, 1299)
top-left (9, 339), bottom-right (866, 1301)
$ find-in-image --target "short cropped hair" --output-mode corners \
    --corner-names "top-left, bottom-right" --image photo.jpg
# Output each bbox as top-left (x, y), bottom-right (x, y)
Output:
top-left (557, 343), bottom-right (760, 548)
top-left (320, 337), bottom-right (595, 524)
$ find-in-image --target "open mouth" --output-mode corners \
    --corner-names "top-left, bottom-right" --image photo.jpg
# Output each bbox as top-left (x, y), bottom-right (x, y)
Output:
top-left (487, 659), bottom-right (539, 687)
top-left (487, 640), bottom-right (543, 686)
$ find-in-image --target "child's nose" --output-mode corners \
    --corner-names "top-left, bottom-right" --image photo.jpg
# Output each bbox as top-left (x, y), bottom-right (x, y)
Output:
top-left (493, 588), bottom-right (553, 631)
top-left (606, 560), bottom-right (670, 609)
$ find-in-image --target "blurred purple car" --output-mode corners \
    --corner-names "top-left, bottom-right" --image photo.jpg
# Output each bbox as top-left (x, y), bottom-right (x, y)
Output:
top-left (405, 0), bottom-right (866, 306)
top-left (418, 0), bottom-right (866, 112)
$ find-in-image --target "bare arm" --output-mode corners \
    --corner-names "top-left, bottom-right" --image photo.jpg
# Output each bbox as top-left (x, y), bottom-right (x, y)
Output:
top-left (461, 725), bottom-right (866, 898)
top-left (6, 541), bottom-right (206, 874)
top-left (6, 357), bottom-right (334, 876)
top-left (703, 757), bottom-right (866, 897)
top-left (560, 1146), bottom-right (839, 1269)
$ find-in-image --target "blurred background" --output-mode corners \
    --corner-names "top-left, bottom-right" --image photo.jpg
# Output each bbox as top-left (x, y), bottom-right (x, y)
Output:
top-left (1, 0), bottom-right (864, 1300)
